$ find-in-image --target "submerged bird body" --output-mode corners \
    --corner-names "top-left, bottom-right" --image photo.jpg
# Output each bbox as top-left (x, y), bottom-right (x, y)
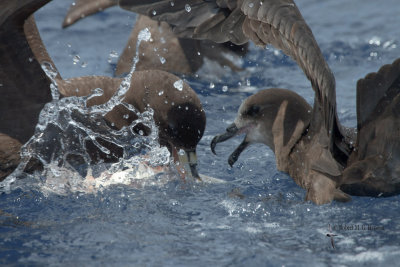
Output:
top-left (57, 71), bottom-right (205, 177)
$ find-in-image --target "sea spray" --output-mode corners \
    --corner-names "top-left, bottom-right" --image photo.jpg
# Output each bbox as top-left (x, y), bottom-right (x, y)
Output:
top-left (0, 28), bottom-right (172, 194)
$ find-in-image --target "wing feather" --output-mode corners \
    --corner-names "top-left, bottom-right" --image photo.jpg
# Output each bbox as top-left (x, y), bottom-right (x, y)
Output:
top-left (62, 0), bottom-right (118, 28)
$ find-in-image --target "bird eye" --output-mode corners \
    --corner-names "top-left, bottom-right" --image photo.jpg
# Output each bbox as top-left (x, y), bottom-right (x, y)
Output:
top-left (245, 105), bottom-right (260, 116)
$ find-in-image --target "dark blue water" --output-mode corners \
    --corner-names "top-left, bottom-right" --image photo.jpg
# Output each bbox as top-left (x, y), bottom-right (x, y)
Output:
top-left (1, 0), bottom-right (400, 265)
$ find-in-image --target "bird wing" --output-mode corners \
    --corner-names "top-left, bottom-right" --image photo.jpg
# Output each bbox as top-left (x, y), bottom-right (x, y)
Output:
top-left (62, 0), bottom-right (118, 28)
top-left (119, 0), bottom-right (247, 44)
top-left (119, 0), bottom-right (342, 155)
top-left (0, 0), bottom-right (52, 143)
top-left (341, 58), bottom-right (400, 196)
top-left (356, 58), bottom-right (400, 132)
top-left (355, 58), bottom-right (400, 162)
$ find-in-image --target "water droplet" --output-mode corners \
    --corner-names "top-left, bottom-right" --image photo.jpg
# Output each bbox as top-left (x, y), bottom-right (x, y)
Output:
top-left (73, 55), bottom-right (80, 64)
top-left (246, 79), bottom-right (251, 86)
top-left (248, 2), bottom-right (254, 8)
top-left (185, 4), bottom-right (191, 12)
top-left (222, 85), bottom-right (228, 92)
top-left (159, 56), bottom-right (166, 64)
top-left (152, 10), bottom-right (157, 16)
top-left (138, 28), bottom-right (151, 42)
top-left (185, 106), bottom-right (189, 110)
top-left (173, 79), bottom-right (183, 91)
top-left (209, 82), bottom-right (215, 89)
top-left (158, 90), bottom-right (164, 96)
top-left (81, 62), bottom-right (87, 68)
top-left (369, 36), bottom-right (381, 46)
top-left (197, 51), bottom-right (201, 56)
top-left (178, 149), bottom-right (185, 156)
top-left (170, 1), bottom-right (175, 7)
top-left (123, 114), bottom-right (129, 119)
top-left (107, 51), bottom-right (119, 63)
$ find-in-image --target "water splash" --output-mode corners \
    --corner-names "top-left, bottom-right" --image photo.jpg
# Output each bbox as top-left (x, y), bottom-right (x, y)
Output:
top-left (173, 79), bottom-right (183, 91)
top-left (0, 28), bottom-right (174, 195)
top-left (107, 51), bottom-right (119, 64)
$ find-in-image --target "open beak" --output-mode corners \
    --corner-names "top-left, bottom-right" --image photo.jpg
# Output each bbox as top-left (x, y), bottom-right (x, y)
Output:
top-left (177, 149), bottom-right (201, 181)
top-left (210, 123), bottom-right (250, 167)
top-left (211, 123), bottom-right (239, 154)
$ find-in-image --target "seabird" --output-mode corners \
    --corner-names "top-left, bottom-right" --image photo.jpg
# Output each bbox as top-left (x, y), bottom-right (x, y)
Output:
top-left (0, 0), bottom-right (206, 181)
top-left (61, 0), bottom-right (247, 76)
top-left (121, 0), bottom-right (400, 203)
top-left (211, 58), bottom-right (400, 204)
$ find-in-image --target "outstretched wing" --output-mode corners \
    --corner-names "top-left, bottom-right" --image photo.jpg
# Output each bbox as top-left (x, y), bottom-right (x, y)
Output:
top-left (119, 0), bottom-right (343, 155)
top-left (119, 0), bottom-right (247, 44)
top-left (62, 0), bottom-right (118, 28)
top-left (341, 58), bottom-right (400, 196)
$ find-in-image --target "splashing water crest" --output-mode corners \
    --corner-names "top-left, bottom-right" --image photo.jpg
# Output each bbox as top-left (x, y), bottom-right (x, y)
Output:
top-left (0, 28), bottom-right (173, 195)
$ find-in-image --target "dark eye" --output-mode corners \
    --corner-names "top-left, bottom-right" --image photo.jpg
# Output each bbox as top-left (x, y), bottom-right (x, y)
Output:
top-left (245, 105), bottom-right (260, 116)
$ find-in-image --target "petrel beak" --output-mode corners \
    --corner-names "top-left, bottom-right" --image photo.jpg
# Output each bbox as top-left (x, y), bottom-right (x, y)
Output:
top-left (211, 123), bottom-right (239, 154)
top-left (210, 123), bottom-right (250, 167)
top-left (178, 149), bottom-right (202, 181)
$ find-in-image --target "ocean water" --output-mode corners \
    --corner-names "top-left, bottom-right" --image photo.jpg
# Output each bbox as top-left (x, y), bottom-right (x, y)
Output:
top-left (1, 0), bottom-right (400, 265)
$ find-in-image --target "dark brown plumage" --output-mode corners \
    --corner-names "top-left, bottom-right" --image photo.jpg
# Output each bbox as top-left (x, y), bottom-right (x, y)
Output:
top-left (0, 0), bottom-right (52, 181)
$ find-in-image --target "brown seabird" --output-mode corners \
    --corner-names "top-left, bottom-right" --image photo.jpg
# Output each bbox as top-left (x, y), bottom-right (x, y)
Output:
top-left (210, 58), bottom-right (400, 204)
top-left (61, 0), bottom-right (247, 75)
top-left (0, 0), bottom-right (206, 181)
top-left (121, 0), bottom-right (400, 203)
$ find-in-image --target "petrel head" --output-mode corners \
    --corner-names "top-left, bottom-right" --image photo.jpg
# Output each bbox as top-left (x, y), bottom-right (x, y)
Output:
top-left (211, 88), bottom-right (311, 167)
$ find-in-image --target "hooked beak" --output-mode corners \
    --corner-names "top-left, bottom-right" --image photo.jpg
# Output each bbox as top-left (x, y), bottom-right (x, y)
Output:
top-left (211, 123), bottom-right (239, 154)
top-left (210, 123), bottom-right (250, 167)
top-left (177, 149), bottom-right (201, 181)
